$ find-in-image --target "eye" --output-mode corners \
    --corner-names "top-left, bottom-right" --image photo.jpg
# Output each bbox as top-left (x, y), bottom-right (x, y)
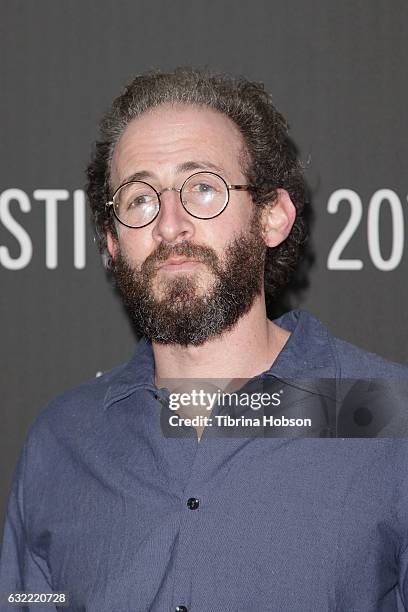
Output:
top-left (195, 182), bottom-right (215, 193)
top-left (130, 195), bottom-right (151, 206)
top-left (188, 182), bottom-right (219, 197)
top-left (127, 194), bottom-right (157, 209)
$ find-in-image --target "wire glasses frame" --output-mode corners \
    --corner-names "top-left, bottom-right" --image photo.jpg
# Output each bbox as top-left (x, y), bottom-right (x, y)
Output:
top-left (106, 171), bottom-right (254, 229)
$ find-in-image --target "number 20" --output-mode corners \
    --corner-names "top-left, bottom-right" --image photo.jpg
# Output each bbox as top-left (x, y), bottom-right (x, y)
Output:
top-left (327, 189), bottom-right (405, 271)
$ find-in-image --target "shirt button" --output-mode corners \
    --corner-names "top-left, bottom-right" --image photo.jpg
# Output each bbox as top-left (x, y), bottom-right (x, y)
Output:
top-left (175, 606), bottom-right (188, 612)
top-left (186, 497), bottom-right (199, 510)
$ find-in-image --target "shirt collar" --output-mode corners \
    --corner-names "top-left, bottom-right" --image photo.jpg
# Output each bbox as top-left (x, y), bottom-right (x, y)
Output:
top-left (269, 309), bottom-right (337, 378)
top-left (103, 310), bottom-right (337, 409)
top-left (103, 337), bottom-right (156, 409)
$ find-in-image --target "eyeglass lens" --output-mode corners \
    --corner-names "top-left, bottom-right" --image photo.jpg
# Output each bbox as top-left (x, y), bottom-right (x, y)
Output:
top-left (113, 172), bottom-right (228, 227)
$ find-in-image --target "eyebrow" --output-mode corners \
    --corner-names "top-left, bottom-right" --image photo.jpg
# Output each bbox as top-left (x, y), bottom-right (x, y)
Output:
top-left (116, 160), bottom-right (227, 190)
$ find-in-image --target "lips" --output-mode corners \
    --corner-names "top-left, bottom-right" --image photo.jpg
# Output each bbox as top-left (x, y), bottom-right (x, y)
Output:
top-left (158, 256), bottom-right (200, 268)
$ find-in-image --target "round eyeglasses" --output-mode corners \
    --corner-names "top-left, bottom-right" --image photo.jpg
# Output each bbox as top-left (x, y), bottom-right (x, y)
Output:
top-left (106, 171), bottom-right (254, 228)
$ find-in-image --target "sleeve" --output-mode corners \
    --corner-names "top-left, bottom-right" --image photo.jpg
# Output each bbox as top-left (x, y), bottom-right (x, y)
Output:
top-left (0, 443), bottom-right (56, 611)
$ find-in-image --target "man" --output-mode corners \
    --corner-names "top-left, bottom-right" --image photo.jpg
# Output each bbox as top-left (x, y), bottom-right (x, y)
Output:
top-left (1, 68), bottom-right (408, 611)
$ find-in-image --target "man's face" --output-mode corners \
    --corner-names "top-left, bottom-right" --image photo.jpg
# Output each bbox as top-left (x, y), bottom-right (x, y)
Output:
top-left (107, 104), bottom-right (267, 345)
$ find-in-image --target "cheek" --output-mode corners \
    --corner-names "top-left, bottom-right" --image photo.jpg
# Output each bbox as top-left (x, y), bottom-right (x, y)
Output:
top-left (116, 226), bottom-right (152, 264)
top-left (204, 202), bottom-right (253, 245)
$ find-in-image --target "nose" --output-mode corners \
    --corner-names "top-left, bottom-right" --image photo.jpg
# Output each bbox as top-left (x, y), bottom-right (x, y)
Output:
top-left (151, 188), bottom-right (195, 245)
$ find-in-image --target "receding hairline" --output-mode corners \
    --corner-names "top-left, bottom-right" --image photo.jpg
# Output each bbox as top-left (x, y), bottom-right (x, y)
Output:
top-left (107, 101), bottom-right (253, 196)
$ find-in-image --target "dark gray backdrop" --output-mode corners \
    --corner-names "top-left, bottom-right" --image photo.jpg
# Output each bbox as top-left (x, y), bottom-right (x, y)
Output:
top-left (1, 0), bottom-right (407, 527)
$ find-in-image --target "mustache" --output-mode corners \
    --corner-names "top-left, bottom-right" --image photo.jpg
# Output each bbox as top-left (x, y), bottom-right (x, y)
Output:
top-left (141, 241), bottom-right (219, 275)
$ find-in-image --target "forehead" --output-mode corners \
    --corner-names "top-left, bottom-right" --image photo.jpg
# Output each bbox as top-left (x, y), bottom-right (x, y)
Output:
top-left (110, 103), bottom-right (247, 188)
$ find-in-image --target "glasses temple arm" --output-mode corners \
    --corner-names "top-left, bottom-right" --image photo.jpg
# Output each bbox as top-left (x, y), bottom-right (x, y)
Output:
top-left (228, 184), bottom-right (254, 191)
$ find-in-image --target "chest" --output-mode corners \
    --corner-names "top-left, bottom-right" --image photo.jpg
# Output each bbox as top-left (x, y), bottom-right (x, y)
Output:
top-left (29, 437), bottom-right (403, 610)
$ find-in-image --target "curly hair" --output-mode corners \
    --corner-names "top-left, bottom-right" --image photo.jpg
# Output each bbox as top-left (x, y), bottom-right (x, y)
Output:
top-left (86, 67), bottom-right (307, 301)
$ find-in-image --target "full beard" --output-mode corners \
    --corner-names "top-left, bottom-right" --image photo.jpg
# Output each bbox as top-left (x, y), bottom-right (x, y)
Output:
top-left (111, 211), bottom-right (266, 346)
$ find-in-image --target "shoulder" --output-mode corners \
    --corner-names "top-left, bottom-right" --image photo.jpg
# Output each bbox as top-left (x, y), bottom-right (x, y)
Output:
top-left (26, 360), bottom-right (130, 446)
top-left (274, 309), bottom-right (408, 379)
top-left (329, 335), bottom-right (408, 378)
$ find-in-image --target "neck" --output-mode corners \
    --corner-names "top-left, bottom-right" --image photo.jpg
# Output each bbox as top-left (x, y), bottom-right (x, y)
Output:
top-left (152, 295), bottom-right (290, 382)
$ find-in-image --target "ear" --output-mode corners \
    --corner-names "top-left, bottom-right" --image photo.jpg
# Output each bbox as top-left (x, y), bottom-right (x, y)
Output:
top-left (261, 189), bottom-right (296, 248)
top-left (106, 230), bottom-right (119, 261)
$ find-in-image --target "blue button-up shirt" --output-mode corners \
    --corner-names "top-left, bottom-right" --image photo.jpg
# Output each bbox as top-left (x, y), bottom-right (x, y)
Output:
top-left (1, 310), bottom-right (408, 611)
